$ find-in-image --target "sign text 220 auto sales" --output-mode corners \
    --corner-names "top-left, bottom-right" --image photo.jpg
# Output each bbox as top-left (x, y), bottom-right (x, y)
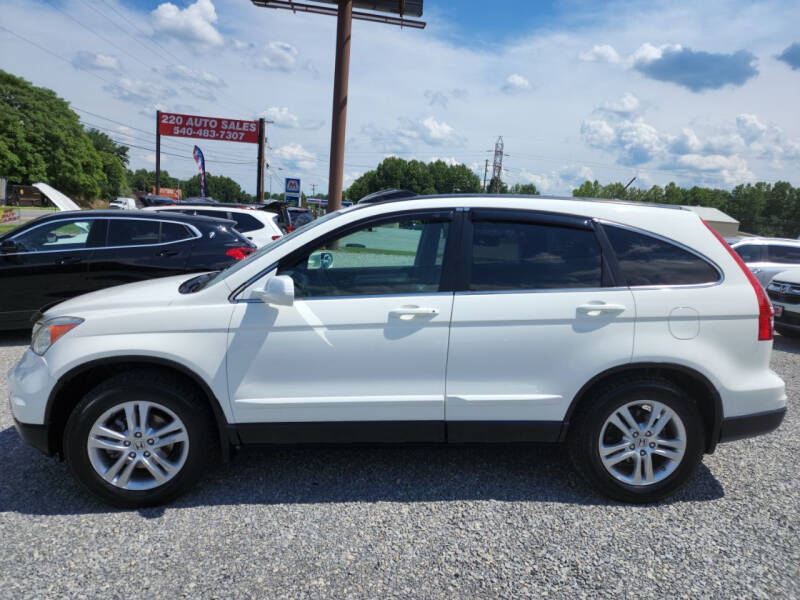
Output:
top-left (158, 112), bottom-right (260, 144)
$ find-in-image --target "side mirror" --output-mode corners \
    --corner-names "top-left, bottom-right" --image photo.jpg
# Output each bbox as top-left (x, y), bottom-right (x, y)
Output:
top-left (250, 275), bottom-right (295, 307)
top-left (1, 240), bottom-right (19, 253)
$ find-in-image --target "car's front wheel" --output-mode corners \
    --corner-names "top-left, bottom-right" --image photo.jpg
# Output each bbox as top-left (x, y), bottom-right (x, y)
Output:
top-left (568, 378), bottom-right (704, 503)
top-left (63, 371), bottom-right (214, 508)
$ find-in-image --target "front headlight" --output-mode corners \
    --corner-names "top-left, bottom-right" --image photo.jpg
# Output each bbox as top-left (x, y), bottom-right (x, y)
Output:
top-left (31, 317), bottom-right (84, 355)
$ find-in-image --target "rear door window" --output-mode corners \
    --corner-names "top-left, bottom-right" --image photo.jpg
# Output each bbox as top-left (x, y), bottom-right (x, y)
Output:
top-left (605, 225), bottom-right (719, 286)
top-left (468, 220), bottom-right (602, 291)
top-left (107, 219), bottom-right (160, 247)
top-left (767, 245), bottom-right (800, 264)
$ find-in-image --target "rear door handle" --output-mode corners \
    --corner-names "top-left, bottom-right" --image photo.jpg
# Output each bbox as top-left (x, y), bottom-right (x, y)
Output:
top-left (389, 306), bottom-right (440, 319)
top-left (577, 303), bottom-right (627, 316)
top-left (157, 249), bottom-right (179, 257)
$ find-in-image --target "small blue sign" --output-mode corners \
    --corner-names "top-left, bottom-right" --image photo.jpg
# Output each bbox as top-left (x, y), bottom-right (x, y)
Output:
top-left (285, 178), bottom-right (300, 194)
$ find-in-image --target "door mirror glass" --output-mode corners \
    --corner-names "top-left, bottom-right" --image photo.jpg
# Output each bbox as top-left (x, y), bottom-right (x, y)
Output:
top-left (251, 274), bottom-right (295, 306)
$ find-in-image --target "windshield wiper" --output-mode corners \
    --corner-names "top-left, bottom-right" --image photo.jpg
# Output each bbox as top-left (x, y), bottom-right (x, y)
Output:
top-left (179, 271), bottom-right (220, 294)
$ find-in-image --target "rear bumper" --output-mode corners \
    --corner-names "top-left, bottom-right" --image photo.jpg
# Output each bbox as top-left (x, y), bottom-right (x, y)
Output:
top-left (13, 417), bottom-right (52, 456)
top-left (718, 407), bottom-right (786, 443)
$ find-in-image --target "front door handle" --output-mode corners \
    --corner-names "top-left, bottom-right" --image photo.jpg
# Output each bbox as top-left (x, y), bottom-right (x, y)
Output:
top-left (55, 256), bottom-right (82, 265)
top-left (389, 306), bottom-right (440, 319)
top-left (577, 302), bottom-right (626, 316)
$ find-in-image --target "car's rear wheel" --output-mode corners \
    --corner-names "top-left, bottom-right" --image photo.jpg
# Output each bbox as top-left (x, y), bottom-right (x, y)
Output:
top-left (568, 379), bottom-right (704, 503)
top-left (63, 371), bottom-right (213, 508)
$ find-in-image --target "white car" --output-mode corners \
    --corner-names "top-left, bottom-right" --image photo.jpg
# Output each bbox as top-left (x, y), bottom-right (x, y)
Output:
top-left (766, 269), bottom-right (800, 337)
top-left (9, 195), bottom-right (786, 507)
top-left (109, 197), bottom-right (142, 210)
top-left (146, 205), bottom-right (283, 247)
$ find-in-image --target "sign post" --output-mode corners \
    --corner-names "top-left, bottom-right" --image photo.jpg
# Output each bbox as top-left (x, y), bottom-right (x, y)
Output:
top-left (155, 110), bottom-right (161, 195)
top-left (256, 118), bottom-right (266, 203)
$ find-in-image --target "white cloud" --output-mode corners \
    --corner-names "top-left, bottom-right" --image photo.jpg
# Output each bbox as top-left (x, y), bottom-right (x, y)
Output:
top-left (581, 119), bottom-right (616, 149)
top-left (674, 154), bottom-right (754, 184)
top-left (578, 44), bottom-right (622, 64)
top-left (72, 52), bottom-right (120, 71)
top-left (260, 42), bottom-right (298, 71)
top-left (104, 78), bottom-right (174, 105)
top-left (261, 106), bottom-right (323, 130)
top-left (429, 157), bottom-right (460, 166)
top-left (417, 116), bottom-right (461, 146)
top-left (599, 92), bottom-right (641, 116)
top-left (736, 113), bottom-right (767, 144)
top-left (232, 39), bottom-right (253, 51)
top-left (273, 143), bottom-right (317, 171)
top-left (163, 64), bottom-right (224, 86)
top-left (151, 0), bottom-right (223, 47)
top-left (502, 73), bottom-right (531, 93)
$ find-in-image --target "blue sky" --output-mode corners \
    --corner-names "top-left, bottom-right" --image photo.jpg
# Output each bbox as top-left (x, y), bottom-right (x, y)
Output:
top-left (2, 0), bottom-right (799, 195)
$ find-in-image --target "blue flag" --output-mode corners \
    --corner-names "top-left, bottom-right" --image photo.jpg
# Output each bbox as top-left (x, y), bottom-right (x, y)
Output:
top-left (192, 145), bottom-right (206, 197)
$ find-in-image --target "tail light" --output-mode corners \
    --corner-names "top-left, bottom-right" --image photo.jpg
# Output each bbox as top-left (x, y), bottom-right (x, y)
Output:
top-left (703, 220), bottom-right (773, 340)
top-left (271, 235), bottom-right (281, 241)
top-left (225, 246), bottom-right (254, 261)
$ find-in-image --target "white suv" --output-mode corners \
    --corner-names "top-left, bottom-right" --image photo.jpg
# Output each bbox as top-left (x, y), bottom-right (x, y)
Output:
top-left (146, 205), bottom-right (283, 247)
top-left (9, 195), bottom-right (786, 507)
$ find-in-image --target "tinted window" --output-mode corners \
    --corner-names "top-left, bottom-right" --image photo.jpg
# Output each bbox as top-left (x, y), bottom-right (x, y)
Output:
top-left (107, 219), bottom-right (160, 247)
top-left (196, 210), bottom-right (224, 219)
top-left (469, 221), bottom-right (602, 291)
top-left (734, 244), bottom-right (761, 262)
top-left (767, 245), bottom-right (800, 264)
top-left (13, 219), bottom-right (98, 252)
top-left (229, 212), bottom-right (264, 233)
top-left (605, 226), bottom-right (719, 286)
top-left (279, 216), bottom-right (450, 297)
top-left (160, 221), bottom-right (193, 242)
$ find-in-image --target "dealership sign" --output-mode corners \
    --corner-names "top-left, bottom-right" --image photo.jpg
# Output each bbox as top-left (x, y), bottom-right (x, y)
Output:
top-left (158, 112), bottom-right (260, 144)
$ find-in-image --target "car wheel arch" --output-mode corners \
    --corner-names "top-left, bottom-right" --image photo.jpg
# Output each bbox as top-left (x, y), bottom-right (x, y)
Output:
top-left (562, 362), bottom-right (723, 454)
top-left (45, 356), bottom-right (235, 460)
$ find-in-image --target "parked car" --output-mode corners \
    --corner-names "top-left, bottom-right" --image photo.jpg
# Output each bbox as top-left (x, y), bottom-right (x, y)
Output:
top-left (262, 202), bottom-right (314, 233)
top-left (9, 195), bottom-right (785, 507)
top-left (146, 205), bottom-right (283, 247)
top-left (765, 269), bottom-right (800, 337)
top-left (109, 197), bottom-right (142, 210)
top-left (727, 236), bottom-right (800, 287)
top-left (0, 210), bottom-right (254, 330)
top-left (138, 194), bottom-right (178, 207)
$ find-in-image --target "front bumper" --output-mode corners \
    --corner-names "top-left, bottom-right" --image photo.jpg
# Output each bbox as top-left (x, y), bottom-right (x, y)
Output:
top-left (719, 407), bottom-right (787, 443)
top-left (12, 417), bottom-right (52, 456)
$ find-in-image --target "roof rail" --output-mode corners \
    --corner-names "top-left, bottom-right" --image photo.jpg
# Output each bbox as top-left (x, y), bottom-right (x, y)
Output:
top-left (357, 188), bottom-right (417, 204)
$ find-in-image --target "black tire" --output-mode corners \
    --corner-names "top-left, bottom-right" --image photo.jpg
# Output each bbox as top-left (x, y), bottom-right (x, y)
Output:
top-left (63, 370), bottom-right (215, 508)
top-left (775, 325), bottom-right (800, 338)
top-left (567, 378), bottom-right (705, 503)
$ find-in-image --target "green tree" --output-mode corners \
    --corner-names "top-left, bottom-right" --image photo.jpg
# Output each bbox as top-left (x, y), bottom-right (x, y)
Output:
top-left (344, 157), bottom-right (481, 201)
top-left (508, 183), bottom-right (540, 195)
top-left (85, 129), bottom-right (129, 200)
top-left (0, 70), bottom-right (105, 201)
top-left (181, 173), bottom-right (255, 203)
top-left (127, 168), bottom-right (180, 194)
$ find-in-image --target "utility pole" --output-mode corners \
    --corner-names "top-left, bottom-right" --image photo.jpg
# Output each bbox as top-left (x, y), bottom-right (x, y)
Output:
top-left (482, 159), bottom-right (489, 193)
top-left (250, 1), bottom-right (425, 213)
top-left (155, 109), bottom-right (161, 195)
top-left (311, 183), bottom-right (317, 197)
top-left (256, 118), bottom-right (265, 203)
top-left (490, 136), bottom-right (504, 193)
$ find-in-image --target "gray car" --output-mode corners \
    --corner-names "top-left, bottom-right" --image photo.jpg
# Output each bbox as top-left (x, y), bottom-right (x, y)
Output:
top-left (727, 236), bottom-right (800, 287)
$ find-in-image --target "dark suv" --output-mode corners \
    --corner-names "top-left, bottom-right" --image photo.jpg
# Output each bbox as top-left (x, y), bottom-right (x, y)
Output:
top-left (0, 211), bottom-right (254, 330)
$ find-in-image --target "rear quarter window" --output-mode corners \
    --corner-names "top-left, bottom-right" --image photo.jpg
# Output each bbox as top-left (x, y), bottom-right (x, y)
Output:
top-left (230, 212), bottom-right (264, 233)
top-left (605, 225), bottom-right (719, 286)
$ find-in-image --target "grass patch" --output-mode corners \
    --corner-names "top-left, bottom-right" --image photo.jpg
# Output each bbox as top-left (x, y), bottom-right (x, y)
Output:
top-left (0, 224), bottom-right (19, 236)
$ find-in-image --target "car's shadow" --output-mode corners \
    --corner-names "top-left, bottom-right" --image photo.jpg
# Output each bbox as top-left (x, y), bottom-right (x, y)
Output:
top-left (0, 330), bottom-right (29, 347)
top-left (773, 332), bottom-right (800, 355)
top-left (0, 426), bottom-right (725, 516)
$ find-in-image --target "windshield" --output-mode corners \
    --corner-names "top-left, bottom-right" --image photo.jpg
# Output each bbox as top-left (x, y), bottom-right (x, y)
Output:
top-left (205, 208), bottom-right (353, 287)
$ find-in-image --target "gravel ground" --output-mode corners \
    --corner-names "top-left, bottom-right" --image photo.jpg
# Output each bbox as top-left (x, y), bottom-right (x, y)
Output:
top-left (1, 331), bottom-right (798, 599)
